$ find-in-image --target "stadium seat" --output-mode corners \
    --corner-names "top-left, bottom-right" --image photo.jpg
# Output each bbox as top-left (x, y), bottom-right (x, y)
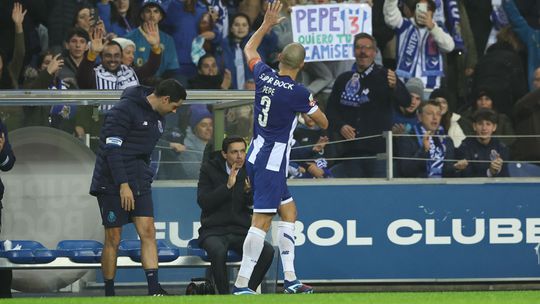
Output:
top-left (56, 240), bottom-right (103, 263)
top-left (508, 162), bottom-right (540, 177)
top-left (0, 240), bottom-right (57, 264)
top-left (186, 239), bottom-right (241, 262)
top-left (118, 239), bottom-right (179, 263)
top-left (329, 163), bottom-right (347, 178)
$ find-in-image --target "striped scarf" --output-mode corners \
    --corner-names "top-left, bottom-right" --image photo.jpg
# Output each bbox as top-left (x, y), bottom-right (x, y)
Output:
top-left (414, 123), bottom-right (446, 178)
top-left (396, 19), bottom-right (444, 82)
top-left (94, 64), bottom-right (139, 112)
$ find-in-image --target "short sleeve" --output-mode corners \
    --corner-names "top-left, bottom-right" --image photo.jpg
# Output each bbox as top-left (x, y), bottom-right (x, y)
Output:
top-left (291, 90), bottom-right (318, 115)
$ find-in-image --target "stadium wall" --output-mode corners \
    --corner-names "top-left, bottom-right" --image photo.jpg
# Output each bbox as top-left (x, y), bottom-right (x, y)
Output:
top-left (115, 179), bottom-right (540, 283)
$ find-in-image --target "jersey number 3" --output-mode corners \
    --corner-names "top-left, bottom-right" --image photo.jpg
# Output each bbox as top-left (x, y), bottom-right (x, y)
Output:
top-left (258, 96), bottom-right (272, 127)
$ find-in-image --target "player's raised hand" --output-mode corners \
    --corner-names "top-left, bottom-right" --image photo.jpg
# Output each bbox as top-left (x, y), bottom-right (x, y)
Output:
top-left (263, 0), bottom-right (285, 28)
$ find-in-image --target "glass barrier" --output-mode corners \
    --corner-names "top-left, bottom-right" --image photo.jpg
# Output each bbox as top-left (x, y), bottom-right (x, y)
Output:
top-left (0, 90), bottom-right (539, 180)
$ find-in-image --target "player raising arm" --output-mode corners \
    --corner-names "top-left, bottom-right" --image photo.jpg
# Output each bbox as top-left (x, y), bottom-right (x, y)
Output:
top-left (232, 0), bottom-right (328, 295)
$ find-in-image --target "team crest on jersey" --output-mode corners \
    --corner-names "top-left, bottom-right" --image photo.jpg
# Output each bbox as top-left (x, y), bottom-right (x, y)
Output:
top-left (158, 120), bottom-right (163, 133)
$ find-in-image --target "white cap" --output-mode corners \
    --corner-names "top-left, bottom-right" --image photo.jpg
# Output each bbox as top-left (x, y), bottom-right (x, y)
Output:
top-left (112, 37), bottom-right (136, 51)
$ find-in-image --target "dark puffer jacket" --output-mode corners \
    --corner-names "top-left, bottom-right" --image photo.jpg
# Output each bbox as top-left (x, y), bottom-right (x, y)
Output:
top-left (90, 86), bottom-right (165, 196)
top-left (196, 155), bottom-right (252, 244)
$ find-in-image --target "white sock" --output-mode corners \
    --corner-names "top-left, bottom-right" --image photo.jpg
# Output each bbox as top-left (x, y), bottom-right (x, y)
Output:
top-left (235, 227), bottom-right (266, 288)
top-left (278, 221), bottom-right (297, 282)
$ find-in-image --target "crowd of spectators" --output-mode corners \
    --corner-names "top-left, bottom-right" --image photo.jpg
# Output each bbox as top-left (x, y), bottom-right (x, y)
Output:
top-left (0, 0), bottom-right (539, 179)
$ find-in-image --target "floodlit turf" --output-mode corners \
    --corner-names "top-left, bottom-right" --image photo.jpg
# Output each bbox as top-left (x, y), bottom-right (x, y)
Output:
top-left (3, 291), bottom-right (540, 304)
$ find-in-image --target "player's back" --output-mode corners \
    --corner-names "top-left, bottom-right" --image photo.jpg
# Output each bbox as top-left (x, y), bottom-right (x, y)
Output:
top-left (247, 61), bottom-right (317, 173)
top-left (251, 61), bottom-right (314, 145)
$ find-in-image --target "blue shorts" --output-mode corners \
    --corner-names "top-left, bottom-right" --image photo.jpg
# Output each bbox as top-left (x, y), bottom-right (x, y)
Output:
top-left (247, 161), bottom-right (292, 213)
top-left (97, 192), bottom-right (154, 227)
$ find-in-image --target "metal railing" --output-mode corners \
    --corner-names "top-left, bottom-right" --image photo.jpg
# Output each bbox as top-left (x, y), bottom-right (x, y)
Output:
top-left (1, 90), bottom-right (539, 180)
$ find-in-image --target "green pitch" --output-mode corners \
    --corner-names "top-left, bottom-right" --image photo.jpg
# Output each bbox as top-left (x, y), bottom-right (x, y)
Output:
top-left (3, 291), bottom-right (540, 304)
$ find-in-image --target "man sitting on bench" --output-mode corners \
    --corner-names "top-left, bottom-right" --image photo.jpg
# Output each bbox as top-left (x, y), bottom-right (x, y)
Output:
top-left (196, 136), bottom-right (274, 294)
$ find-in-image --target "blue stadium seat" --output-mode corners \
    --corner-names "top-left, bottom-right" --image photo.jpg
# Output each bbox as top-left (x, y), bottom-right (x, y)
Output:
top-left (118, 239), bottom-right (179, 263)
top-left (329, 163), bottom-right (347, 178)
top-left (0, 240), bottom-right (57, 264)
top-left (508, 162), bottom-right (540, 177)
top-left (56, 240), bottom-right (103, 263)
top-left (186, 239), bottom-right (241, 262)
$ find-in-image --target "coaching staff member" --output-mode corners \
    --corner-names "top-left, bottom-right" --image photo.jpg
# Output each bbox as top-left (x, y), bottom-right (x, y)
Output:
top-left (197, 136), bottom-right (274, 294)
top-left (90, 79), bottom-right (186, 296)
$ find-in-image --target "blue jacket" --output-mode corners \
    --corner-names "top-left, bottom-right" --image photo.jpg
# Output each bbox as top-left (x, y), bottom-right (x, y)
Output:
top-left (90, 86), bottom-right (166, 196)
top-left (456, 137), bottom-right (509, 177)
top-left (0, 119), bottom-right (16, 206)
top-left (220, 32), bottom-right (277, 89)
top-left (162, 0), bottom-right (222, 78)
top-left (97, 2), bottom-right (135, 37)
top-left (396, 128), bottom-right (458, 178)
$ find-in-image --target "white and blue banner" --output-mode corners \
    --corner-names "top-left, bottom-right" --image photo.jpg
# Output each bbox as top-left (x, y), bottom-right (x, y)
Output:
top-left (291, 4), bottom-right (372, 62)
top-left (116, 182), bottom-right (540, 282)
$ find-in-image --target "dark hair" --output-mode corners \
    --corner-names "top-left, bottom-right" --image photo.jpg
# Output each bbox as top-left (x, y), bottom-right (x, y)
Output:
top-left (353, 32), bottom-right (377, 49)
top-left (230, 12), bottom-right (251, 27)
top-left (430, 88), bottom-right (451, 132)
top-left (496, 25), bottom-right (524, 51)
top-left (155, 79), bottom-right (187, 102)
top-left (103, 40), bottom-right (124, 55)
top-left (222, 135), bottom-right (246, 152)
top-left (198, 12), bottom-right (215, 33)
top-left (472, 108), bottom-right (498, 124)
top-left (417, 99), bottom-right (442, 114)
top-left (429, 88), bottom-right (447, 100)
top-left (64, 27), bottom-right (90, 43)
top-left (111, 0), bottom-right (140, 30)
top-left (37, 50), bottom-right (54, 67)
top-left (72, 5), bottom-right (95, 27)
top-left (229, 13), bottom-right (251, 39)
top-left (197, 53), bottom-right (217, 70)
top-left (472, 88), bottom-right (496, 110)
top-left (139, 2), bottom-right (166, 22)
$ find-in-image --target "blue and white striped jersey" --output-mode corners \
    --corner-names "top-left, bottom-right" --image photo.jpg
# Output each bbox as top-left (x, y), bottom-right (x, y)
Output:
top-left (247, 60), bottom-right (318, 172)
